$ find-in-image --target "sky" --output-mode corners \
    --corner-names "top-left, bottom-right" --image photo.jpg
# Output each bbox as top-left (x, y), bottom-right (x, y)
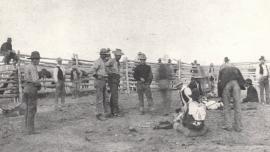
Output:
top-left (1, 0), bottom-right (270, 65)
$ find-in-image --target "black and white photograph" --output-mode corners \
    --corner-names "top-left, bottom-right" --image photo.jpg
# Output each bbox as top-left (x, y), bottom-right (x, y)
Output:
top-left (0, 0), bottom-right (270, 151)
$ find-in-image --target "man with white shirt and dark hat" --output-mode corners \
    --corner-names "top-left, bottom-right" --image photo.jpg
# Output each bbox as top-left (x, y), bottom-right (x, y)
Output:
top-left (256, 56), bottom-right (270, 104)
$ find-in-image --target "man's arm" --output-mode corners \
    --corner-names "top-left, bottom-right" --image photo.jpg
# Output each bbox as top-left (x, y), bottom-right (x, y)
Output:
top-left (53, 67), bottom-right (58, 82)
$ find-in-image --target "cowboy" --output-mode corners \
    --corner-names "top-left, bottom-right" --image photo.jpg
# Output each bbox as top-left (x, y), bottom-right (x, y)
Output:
top-left (91, 48), bottom-right (111, 120)
top-left (105, 49), bottom-right (124, 117)
top-left (133, 52), bottom-right (154, 114)
top-left (218, 66), bottom-right (246, 132)
top-left (156, 58), bottom-right (173, 115)
top-left (256, 56), bottom-right (270, 104)
top-left (53, 57), bottom-right (66, 108)
top-left (209, 63), bottom-right (215, 93)
top-left (70, 64), bottom-right (82, 99)
top-left (23, 51), bottom-right (41, 134)
top-left (242, 78), bottom-right (259, 103)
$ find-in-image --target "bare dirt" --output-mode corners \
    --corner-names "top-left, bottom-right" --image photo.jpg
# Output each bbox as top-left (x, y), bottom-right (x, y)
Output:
top-left (0, 90), bottom-right (270, 152)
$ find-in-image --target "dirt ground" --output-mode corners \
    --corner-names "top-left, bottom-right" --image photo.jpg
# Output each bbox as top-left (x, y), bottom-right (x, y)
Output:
top-left (0, 90), bottom-right (270, 152)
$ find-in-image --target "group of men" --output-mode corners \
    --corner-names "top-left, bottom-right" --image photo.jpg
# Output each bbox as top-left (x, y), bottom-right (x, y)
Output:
top-left (7, 41), bottom-right (269, 135)
top-left (90, 48), bottom-right (124, 120)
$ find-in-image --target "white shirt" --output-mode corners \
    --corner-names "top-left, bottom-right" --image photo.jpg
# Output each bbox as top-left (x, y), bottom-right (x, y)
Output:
top-left (256, 64), bottom-right (269, 79)
top-left (53, 64), bottom-right (65, 82)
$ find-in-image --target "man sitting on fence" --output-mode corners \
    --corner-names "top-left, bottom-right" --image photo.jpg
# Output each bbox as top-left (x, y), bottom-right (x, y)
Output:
top-left (53, 57), bottom-right (66, 109)
top-left (0, 37), bottom-right (18, 64)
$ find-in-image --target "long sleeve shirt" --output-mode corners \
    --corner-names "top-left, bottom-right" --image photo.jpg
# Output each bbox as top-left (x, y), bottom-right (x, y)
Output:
top-left (90, 58), bottom-right (108, 78)
top-left (133, 64), bottom-right (153, 84)
top-left (256, 64), bottom-right (269, 80)
top-left (24, 63), bottom-right (39, 83)
top-left (105, 58), bottom-right (121, 75)
top-left (218, 66), bottom-right (246, 97)
top-left (53, 64), bottom-right (65, 82)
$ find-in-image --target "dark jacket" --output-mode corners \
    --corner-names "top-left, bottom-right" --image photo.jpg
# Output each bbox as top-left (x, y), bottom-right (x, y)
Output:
top-left (218, 66), bottom-right (246, 97)
top-left (242, 85), bottom-right (259, 103)
top-left (0, 42), bottom-right (12, 55)
top-left (133, 64), bottom-right (153, 84)
top-left (156, 63), bottom-right (173, 80)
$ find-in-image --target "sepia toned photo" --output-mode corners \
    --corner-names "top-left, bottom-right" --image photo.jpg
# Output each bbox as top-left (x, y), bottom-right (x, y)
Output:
top-left (0, 0), bottom-right (270, 152)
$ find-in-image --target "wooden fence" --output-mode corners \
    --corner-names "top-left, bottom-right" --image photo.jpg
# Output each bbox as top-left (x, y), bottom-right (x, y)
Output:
top-left (0, 51), bottom-right (265, 105)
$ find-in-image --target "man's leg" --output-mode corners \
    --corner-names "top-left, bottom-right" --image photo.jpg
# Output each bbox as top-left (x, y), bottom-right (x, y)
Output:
top-left (160, 89), bottom-right (167, 114)
top-left (72, 82), bottom-right (76, 99)
top-left (259, 79), bottom-right (265, 104)
top-left (103, 84), bottom-right (111, 115)
top-left (265, 79), bottom-right (270, 104)
top-left (137, 83), bottom-right (144, 114)
top-left (94, 80), bottom-right (105, 116)
top-left (55, 82), bottom-right (60, 106)
top-left (110, 82), bottom-right (119, 114)
top-left (60, 81), bottom-right (66, 104)
top-left (145, 84), bottom-right (154, 109)
top-left (232, 81), bottom-right (242, 132)
top-left (222, 82), bottom-right (232, 130)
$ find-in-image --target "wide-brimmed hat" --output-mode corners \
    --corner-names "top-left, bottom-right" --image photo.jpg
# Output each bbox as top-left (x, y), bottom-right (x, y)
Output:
top-left (112, 49), bottom-right (124, 56)
top-left (27, 51), bottom-right (40, 59)
top-left (245, 78), bottom-right (252, 85)
top-left (259, 56), bottom-right (266, 61)
top-left (100, 48), bottom-right (110, 55)
top-left (138, 52), bottom-right (147, 60)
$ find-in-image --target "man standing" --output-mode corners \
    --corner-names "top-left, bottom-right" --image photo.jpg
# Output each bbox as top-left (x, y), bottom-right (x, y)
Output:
top-left (91, 48), bottom-right (110, 120)
top-left (256, 56), bottom-right (269, 104)
top-left (23, 51), bottom-right (41, 134)
top-left (209, 63), bottom-right (215, 93)
top-left (106, 49), bottom-right (124, 117)
top-left (218, 66), bottom-right (246, 132)
top-left (70, 64), bottom-right (82, 99)
top-left (156, 59), bottom-right (173, 115)
top-left (53, 57), bottom-right (66, 108)
top-left (133, 52), bottom-right (154, 115)
top-left (220, 57), bottom-right (233, 70)
top-left (0, 37), bottom-right (17, 64)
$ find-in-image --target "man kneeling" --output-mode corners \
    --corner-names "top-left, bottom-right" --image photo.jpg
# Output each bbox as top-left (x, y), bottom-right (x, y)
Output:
top-left (173, 84), bottom-right (208, 137)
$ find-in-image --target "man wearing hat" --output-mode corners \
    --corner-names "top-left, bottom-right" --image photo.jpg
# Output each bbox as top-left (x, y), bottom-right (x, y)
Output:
top-left (0, 37), bottom-right (18, 64)
top-left (220, 57), bottom-right (233, 70)
top-left (105, 49), bottom-right (124, 117)
top-left (90, 48), bottom-right (111, 120)
top-left (256, 56), bottom-right (270, 104)
top-left (218, 65), bottom-right (246, 132)
top-left (53, 57), bottom-right (66, 108)
top-left (242, 78), bottom-right (259, 103)
top-left (23, 51), bottom-right (41, 134)
top-left (133, 52), bottom-right (154, 115)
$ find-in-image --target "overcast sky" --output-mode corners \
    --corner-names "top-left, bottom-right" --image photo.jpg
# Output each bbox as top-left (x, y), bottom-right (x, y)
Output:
top-left (1, 0), bottom-right (270, 65)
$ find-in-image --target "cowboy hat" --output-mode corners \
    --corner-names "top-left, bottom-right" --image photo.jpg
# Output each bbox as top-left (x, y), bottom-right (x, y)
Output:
top-left (259, 56), bottom-right (266, 61)
top-left (112, 49), bottom-right (124, 56)
top-left (27, 51), bottom-right (40, 59)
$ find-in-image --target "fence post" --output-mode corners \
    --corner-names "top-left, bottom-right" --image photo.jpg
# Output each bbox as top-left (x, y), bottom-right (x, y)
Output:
top-left (178, 59), bottom-right (181, 81)
top-left (17, 50), bottom-right (23, 103)
top-left (125, 57), bottom-right (130, 95)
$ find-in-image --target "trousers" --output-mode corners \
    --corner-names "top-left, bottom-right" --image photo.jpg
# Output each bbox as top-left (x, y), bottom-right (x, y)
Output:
top-left (108, 74), bottom-right (120, 114)
top-left (55, 80), bottom-right (66, 104)
top-left (94, 79), bottom-right (110, 115)
top-left (23, 84), bottom-right (38, 134)
top-left (222, 80), bottom-right (242, 130)
top-left (258, 76), bottom-right (270, 104)
top-left (137, 82), bottom-right (153, 108)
